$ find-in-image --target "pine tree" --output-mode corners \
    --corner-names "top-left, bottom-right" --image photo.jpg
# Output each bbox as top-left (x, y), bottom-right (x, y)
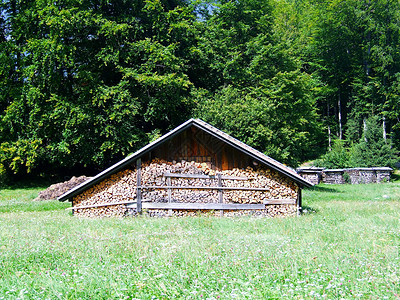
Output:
top-left (350, 116), bottom-right (397, 167)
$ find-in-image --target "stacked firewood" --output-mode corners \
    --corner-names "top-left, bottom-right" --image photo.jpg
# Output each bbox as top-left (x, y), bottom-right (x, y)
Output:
top-left (140, 159), bottom-right (218, 203)
top-left (140, 159), bottom-right (297, 204)
top-left (222, 166), bottom-right (297, 204)
top-left (266, 204), bottom-right (297, 217)
top-left (72, 169), bottom-right (137, 217)
top-left (71, 158), bottom-right (298, 218)
top-left (74, 204), bottom-right (127, 218)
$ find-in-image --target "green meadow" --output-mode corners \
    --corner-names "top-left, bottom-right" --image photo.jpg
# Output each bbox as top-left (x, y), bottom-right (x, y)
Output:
top-left (0, 182), bottom-right (399, 299)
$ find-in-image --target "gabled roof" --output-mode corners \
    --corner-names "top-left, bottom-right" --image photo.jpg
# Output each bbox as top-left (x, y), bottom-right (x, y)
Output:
top-left (58, 119), bottom-right (312, 201)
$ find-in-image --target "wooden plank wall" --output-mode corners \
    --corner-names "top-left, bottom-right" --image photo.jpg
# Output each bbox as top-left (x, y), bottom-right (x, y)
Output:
top-left (149, 126), bottom-right (252, 170)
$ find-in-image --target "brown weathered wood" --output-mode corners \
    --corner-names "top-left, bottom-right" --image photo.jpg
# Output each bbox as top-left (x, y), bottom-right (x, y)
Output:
top-left (297, 187), bottom-right (302, 216)
top-left (217, 173), bottom-right (223, 216)
top-left (167, 176), bottom-right (172, 216)
top-left (127, 202), bottom-right (265, 210)
top-left (263, 199), bottom-right (296, 205)
top-left (67, 201), bottom-right (135, 210)
top-left (141, 185), bottom-right (270, 191)
top-left (136, 158), bottom-right (142, 213)
top-left (163, 172), bottom-right (248, 180)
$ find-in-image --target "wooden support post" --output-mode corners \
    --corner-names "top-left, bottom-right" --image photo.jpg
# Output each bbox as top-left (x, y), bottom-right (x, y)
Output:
top-left (218, 173), bottom-right (223, 216)
top-left (136, 158), bottom-right (142, 214)
top-left (297, 186), bottom-right (302, 216)
top-left (167, 176), bottom-right (172, 217)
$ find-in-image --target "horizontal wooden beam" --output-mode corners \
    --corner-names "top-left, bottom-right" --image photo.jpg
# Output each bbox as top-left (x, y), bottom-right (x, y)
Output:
top-left (127, 202), bottom-right (265, 210)
top-left (67, 199), bottom-right (296, 211)
top-left (263, 199), bottom-right (296, 205)
top-left (140, 185), bottom-right (270, 191)
top-left (163, 172), bottom-right (248, 181)
top-left (66, 200), bottom-right (135, 210)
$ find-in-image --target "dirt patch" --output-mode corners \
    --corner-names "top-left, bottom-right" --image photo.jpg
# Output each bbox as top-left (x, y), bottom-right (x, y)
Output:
top-left (34, 176), bottom-right (92, 201)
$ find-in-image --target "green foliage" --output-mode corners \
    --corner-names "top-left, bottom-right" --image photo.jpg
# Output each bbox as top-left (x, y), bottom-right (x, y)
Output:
top-left (4, 0), bottom-right (400, 176)
top-left (316, 116), bottom-right (397, 168)
top-left (0, 0), bottom-right (196, 175)
top-left (350, 116), bottom-right (398, 168)
top-left (315, 139), bottom-right (353, 169)
top-left (0, 163), bottom-right (6, 187)
top-left (195, 72), bottom-right (324, 166)
top-left (343, 172), bottom-right (351, 184)
top-left (193, 0), bottom-right (324, 167)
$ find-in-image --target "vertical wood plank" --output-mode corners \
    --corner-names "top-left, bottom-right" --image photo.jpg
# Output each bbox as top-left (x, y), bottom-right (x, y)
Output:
top-left (183, 130), bottom-right (187, 158)
top-left (222, 148), bottom-right (228, 170)
top-left (167, 176), bottom-right (172, 217)
top-left (218, 173), bottom-right (223, 216)
top-left (136, 158), bottom-right (142, 214)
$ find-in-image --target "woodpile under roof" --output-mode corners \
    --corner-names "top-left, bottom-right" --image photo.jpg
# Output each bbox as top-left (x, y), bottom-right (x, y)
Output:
top-left (59, 119), bottom-right (312, 218)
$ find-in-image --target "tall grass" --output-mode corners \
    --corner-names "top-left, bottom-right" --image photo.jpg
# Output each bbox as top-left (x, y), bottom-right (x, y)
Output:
top-left (0, 183), bottom-right (399, 299)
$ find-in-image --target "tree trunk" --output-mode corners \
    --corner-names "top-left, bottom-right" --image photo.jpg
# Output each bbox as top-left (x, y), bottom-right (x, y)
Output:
top-left (338, 92), bottom-right (343, 140)
top-left (383, 116), bottom-right (387, 142)
top-left (327, 101), bottom-right (332, 150)
top-left (363, 117), bottom-right (368, 142)
top-left (328, 125), bottom-right (332, 151)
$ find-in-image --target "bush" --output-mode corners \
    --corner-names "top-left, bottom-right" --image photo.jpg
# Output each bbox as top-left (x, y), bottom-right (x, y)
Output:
top-left (0, 163), bottom-right (7, 187)
top-left (314, 139), bottom-right (353, 169)
top-left (343, 172), bottom-right (351, 184)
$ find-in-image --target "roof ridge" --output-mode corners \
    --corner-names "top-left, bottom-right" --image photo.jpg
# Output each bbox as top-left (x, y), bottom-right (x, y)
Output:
top-left (58, 119), bottom-right (312, 201)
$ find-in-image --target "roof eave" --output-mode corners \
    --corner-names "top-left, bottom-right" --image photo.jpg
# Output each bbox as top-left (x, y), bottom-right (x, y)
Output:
top-left (58, 118), bottom-right (312, 201)
top-left (191, 120), bottom-right (313, 188)
top-left (58, 119), bottom-right (196, 201)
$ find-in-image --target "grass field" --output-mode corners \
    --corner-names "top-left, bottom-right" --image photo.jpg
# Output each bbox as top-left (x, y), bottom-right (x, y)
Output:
top-left (0, 182), bottom-right (399, 299)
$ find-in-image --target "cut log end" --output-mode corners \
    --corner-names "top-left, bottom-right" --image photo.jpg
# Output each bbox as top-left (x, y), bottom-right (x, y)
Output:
top-left (71, 158), bottom-right (300, 218)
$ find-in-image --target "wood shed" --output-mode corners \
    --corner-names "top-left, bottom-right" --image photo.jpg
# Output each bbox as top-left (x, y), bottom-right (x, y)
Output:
top-left (58, 119), bottom-right (312, 217)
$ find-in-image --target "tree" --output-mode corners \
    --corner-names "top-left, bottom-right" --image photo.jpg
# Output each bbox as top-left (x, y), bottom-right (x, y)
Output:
top-left (193, 0), bottom-right (324, 167)
top-left (351, 116), bottom-right (397, 167)
top-left (0, 0), bottom-right (196, 176)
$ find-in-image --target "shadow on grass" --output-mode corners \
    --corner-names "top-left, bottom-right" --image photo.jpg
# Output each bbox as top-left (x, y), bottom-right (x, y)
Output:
top-left (305, 185), bottom-right (341, 193)
top-left (301, 205), bottom-right (318, 215)
top-left (0, 178), bottom-right (50, 190)
top-left (390, 171), bottom-right (400, 182)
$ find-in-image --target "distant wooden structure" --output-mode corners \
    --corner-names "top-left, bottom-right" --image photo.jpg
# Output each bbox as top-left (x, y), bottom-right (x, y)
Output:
top-left (297, 167), bottom-right (392, 185)
top-left (59, 119), bottom-right (312, 217)
top-left (296, 167), bottom-right (324, 185)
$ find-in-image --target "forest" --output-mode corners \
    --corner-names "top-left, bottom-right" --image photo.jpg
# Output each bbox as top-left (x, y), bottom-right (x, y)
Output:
top-left (0, 0), bottom-right (399, 181)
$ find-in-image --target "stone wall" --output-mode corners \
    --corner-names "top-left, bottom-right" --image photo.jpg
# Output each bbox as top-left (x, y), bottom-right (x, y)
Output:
top-left (72, 158), bottom-right (299, 218)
